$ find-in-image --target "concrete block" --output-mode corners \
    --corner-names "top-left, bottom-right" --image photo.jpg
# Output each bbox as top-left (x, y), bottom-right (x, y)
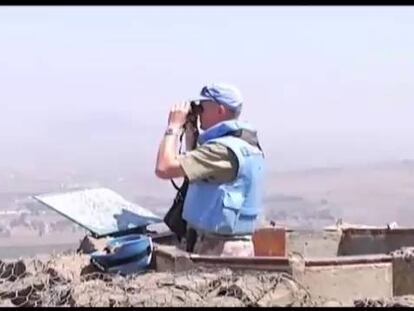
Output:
top-left (338, 229), bottom-right (414, 256)
top-left (392, 247), bottom-right (414, 296)
top-left (287, 230), bottom-right (341, 257)
top-left (300, 262), bottom-right (393, 305)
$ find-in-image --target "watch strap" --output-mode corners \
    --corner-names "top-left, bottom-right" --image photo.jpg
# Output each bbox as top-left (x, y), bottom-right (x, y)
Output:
top-left (164, 127), bottom-right (181, 136)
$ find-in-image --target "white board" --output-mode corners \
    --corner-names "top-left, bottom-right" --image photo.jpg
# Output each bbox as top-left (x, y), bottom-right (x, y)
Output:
top-left (33, 187), bottom-right (162, 237)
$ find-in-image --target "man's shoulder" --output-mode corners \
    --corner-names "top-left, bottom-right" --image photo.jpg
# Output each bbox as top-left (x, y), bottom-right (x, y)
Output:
top-left (195, 141), bottom-right (239, 162)
top-left (179, 141), bottom-right (238, 183)
top-left (199, 141), bottom-right (230, 154)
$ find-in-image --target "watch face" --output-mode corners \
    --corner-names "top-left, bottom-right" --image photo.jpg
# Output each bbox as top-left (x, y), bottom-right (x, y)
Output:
top-left (165, 128), bottom-right (178, 136)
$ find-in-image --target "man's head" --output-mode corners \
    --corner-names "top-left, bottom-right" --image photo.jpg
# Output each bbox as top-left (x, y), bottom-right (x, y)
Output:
top-left (194, 83), bottom-right (243, 130)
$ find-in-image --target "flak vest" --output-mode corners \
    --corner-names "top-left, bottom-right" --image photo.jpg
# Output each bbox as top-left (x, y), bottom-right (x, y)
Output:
top-left (182, 120), bottom-right (265, 236)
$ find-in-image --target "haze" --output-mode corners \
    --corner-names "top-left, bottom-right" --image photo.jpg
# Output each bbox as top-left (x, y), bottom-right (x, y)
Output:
top-left (1, 5), bottom-right (414, 187)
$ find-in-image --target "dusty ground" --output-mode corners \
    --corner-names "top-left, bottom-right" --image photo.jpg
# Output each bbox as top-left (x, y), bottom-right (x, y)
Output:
top-left (0, 253), bottom-right (315, 307)
top-left (0, 230), bottom-right (409, 307)
top-left (1, 249), bottom-right (413, 307)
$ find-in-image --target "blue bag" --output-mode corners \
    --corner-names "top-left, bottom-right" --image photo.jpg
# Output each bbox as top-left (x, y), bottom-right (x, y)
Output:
top-left (90, 234), bottom-right (153, 275)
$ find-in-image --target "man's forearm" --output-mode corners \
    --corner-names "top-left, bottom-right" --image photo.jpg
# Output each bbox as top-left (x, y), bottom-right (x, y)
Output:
top-left (155, 101), bottom-right (191, 179)
top-left (157, 133), bottom-right (179, 168)
top-left (155, 130), bottom-right (185, 179)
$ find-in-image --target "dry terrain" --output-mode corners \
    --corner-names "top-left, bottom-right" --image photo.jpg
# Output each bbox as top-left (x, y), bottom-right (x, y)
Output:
top-left (1, 160), bottom-right (414, 258)
top-left (0, 160), bottom-right (414, 306)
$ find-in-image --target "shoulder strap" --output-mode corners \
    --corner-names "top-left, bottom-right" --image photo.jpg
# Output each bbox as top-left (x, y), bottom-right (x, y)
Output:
top-left (226, 129), bottom-right (264, 155)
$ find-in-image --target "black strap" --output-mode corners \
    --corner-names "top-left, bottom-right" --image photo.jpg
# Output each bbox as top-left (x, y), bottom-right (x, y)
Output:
top-left (170, 129), bottom-right (187, 191)
top-left (170, 124), bottom-right (198, 191)
top-left (185, 227), bottom-right (198, 252)
top-left (164, 176), bottom-right (190, 241)
top-left (170, 179), bottom-right (181, 191)
top-left (226, 129), bottom-right (265, 156)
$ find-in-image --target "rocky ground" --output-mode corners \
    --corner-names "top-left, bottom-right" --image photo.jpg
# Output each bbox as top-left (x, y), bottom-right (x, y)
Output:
top-left (354, 296), bottom-right (414, 307)
top-left (0, 252), bottom-right (315, 307)
top-left (2, 250), bottom-right (414, 307)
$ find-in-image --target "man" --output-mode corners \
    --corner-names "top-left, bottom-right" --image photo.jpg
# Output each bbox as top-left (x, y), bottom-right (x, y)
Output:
top-left (155, 83), bottom-right (265, 256)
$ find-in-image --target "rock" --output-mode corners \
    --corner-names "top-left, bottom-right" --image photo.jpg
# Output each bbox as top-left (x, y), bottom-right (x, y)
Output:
top-left (204, 296), bottom-right (244, 307)
top-left (257, 282), bottom-right (294, 307)
top-left (0, 260), bottom-right (26, 281)
top-left (322, 299), bottom-right (343, 307)
top-left (77, 235), bottom-right (109, 254)
top-left (386, 295), bottom-right (414, 307)
top-left (0, 299), bottom-right (14, 307)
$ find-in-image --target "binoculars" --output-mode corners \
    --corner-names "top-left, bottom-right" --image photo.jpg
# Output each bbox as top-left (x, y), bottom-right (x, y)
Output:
top-left (189, 100), bottom-right (203, 115)
top-left (186, 101), bottom-right (203, 125)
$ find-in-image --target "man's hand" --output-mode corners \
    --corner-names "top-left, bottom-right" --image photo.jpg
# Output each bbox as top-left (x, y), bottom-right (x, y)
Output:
top-left (155, 101), bottom-right (191, 180)
top-left (168, 101), bottom-right (191, 129)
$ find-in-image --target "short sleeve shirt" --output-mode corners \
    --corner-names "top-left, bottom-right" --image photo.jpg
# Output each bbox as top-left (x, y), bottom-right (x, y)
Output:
top-left (178, 142), bottom-right (239, 183)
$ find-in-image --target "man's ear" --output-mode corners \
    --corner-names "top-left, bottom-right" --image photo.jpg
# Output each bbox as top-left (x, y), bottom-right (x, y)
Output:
top-left (218, 104), bottom-right (226, 115)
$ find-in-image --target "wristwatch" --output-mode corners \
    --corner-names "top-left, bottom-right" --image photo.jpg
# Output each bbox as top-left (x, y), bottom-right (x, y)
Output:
top-left (164, 127), bottom-right (181, 136)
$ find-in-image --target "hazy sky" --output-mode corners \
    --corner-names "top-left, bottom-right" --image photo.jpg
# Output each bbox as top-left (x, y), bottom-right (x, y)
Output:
top-left (1, 6), bottom-right (414, 176)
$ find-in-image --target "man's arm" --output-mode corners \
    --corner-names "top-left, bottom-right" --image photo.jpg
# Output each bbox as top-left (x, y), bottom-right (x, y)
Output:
top-left (155, 129), bottom-right (186, 179)
top-left (155, 102), bottom-right (191, 179)
top-left (179, 143), bottom-right (238, 183)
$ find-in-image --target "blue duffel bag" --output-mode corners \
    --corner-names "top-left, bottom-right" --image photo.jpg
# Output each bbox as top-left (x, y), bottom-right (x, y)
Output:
top-left (90, 234), bottom-right (153, 275)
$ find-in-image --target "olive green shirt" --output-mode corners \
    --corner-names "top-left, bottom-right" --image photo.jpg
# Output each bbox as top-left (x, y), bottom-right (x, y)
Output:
top-left (178, 142), bottom-right (239, 183)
